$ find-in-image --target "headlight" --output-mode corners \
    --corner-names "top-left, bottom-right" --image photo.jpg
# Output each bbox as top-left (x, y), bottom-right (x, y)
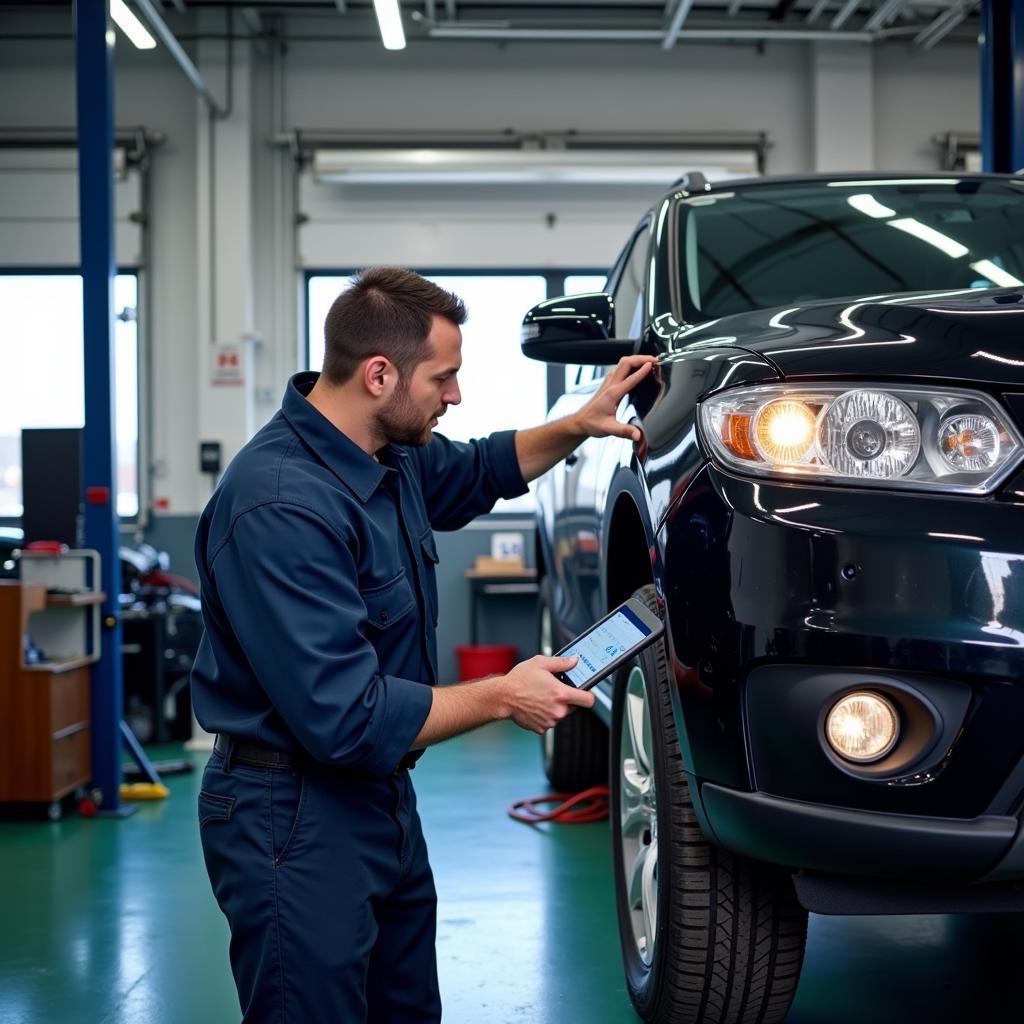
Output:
top-left (699, 383), bottom-right (1023, 494)
top-left (825, 691), bottom-right (900, 763)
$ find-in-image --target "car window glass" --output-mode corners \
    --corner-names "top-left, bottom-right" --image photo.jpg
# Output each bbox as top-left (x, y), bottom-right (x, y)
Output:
top-left (563, 273), bottom-right (609, 392)
top-left (612, 224), bottom-right (649, 339)
top-left (680, 181), bottom-right (1024, 319)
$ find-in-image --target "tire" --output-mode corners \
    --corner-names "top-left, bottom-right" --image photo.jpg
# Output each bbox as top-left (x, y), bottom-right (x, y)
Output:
top-left (538, 576), bottom-right (608, 791)
top-left (610, 584), bottom-right (807, 1024)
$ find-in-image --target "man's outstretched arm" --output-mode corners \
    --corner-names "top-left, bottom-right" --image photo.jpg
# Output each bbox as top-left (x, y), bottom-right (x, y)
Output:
top-left (411, 655), bottom-right (594, 749)
top-left (514, 354), bottom-right (657, 482)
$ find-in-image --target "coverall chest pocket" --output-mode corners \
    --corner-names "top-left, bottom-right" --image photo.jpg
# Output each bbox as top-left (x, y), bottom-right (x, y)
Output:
top-left (361, 569), bottom-right (416, 631)
top-left (419, 528), bottom-right (440, 626)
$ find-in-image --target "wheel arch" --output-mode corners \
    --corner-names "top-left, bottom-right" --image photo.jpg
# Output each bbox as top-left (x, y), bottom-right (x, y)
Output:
top-left (602, 474), bottom-right (657, 612)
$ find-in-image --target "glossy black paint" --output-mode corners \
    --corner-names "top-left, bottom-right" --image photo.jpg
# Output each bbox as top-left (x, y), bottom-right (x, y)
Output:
top-left (521, 292), bottom-right (615, 363)
top-left (529, 172), bottom-right (1024, 885)
top-left (664, 286), bottom-right (1024, 389)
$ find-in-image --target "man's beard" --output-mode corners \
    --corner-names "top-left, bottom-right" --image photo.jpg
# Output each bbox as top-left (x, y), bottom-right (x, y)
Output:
top-left (375, 378), bottom-right (437, 447)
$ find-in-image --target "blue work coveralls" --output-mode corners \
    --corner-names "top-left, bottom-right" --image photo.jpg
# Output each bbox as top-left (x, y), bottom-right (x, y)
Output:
top-left (191, 371), bottom-right (528, 1023)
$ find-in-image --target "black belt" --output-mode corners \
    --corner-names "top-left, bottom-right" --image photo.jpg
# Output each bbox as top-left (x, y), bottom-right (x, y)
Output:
top-left (213, 734), bottom-right (419, 776)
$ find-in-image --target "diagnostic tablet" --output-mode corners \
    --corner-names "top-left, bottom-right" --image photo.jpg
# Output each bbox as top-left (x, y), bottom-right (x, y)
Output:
top-left (556, 596), bottom-right (665, 690)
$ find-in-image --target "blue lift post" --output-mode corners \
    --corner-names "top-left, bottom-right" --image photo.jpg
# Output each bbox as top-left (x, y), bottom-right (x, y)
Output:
top-left (981, 0), bottom-right (1024, 173)
top-left (74, 0), bottom-right (135, 815)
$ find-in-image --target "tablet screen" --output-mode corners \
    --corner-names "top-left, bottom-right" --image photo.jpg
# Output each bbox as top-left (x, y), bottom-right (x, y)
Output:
top-left (562, 605), bottom-right (652, 687)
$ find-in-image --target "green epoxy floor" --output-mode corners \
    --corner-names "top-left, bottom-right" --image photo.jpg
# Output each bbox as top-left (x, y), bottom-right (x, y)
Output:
top-left (1, 723), bottom-right (1022, 1023)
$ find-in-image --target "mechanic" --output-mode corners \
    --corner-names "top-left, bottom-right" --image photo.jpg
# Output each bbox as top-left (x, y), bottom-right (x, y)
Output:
top-left (191, 266), bottom-right (656, 1024)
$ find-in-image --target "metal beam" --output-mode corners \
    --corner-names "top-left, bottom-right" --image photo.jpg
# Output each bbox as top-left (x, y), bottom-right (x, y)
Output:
top-left (805, 0), bottom-right (830, 23)
top-left (914, 1), bottom-right (976, 50)
top-left (727, 0), bottom-right (743, 14)
top-left (831, 0), bottom-right (860, 29)
top-left (980, 0), bottom-right (1024, 172)
top-left (132, 0), bottom-right (226, 114)
top-left (864, 0), bottom-right (906, 32)
top-left (75, 0), bottom-right (127, 816)
top-left (662, 0), bottom-right (696, 49)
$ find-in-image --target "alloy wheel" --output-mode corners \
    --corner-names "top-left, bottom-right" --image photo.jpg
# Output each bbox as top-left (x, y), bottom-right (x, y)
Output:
top-left (618, 663), bottom-right (658, 965)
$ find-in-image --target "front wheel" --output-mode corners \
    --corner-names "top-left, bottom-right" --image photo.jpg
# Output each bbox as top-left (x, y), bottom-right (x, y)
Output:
top-left (610, 585), bottom-right (807, 1024)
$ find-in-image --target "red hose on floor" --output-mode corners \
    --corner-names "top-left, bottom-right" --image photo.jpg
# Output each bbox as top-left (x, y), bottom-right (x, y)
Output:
top-left (508, 786), bottom-right (609, 824)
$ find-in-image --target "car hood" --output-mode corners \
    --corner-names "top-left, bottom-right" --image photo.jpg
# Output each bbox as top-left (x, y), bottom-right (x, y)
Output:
top-left (676, 287), bottom-right (1024, 389)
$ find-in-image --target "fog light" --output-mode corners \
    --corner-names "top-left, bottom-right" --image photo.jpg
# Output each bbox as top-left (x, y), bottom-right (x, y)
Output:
top-left (825, 691), bottom-right (899, 763)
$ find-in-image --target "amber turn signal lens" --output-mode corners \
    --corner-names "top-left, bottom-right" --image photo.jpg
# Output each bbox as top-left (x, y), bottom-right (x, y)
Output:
top-left (720, 413), bottom-right (756, 459)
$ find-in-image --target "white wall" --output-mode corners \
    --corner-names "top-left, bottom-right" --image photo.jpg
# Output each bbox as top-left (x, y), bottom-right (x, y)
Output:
top-left (0, 11), bottom-right (981, 517)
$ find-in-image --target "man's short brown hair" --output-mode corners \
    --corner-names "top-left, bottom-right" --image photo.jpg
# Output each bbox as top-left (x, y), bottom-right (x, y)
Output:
top-left (321, 267), bottom-right (467, 385)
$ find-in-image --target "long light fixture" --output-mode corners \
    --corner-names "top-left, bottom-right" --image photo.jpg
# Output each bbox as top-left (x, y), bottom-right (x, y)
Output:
top-left (311, 147), bottom-right (757, 185)
top-left (110, 0), bottom-right (157, 49)
top-left (372, 0), bottom-right (406, 50)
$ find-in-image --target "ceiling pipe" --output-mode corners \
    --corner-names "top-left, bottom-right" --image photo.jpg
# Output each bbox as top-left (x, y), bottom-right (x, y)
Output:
top-left (662, 0), bottom-right (696, 48)
top-left (831, 0), bottom-right (861, 30)
top-left (864, 0), bottom-right (906, 32)
top-left (805, 0), bottom-right (830, 23)
top-left (132, 0), bottom-right (227, 115)
top-left (429, 24), bottom-right (873, 41)
top-left (915, 1), bottom-right (976, 49)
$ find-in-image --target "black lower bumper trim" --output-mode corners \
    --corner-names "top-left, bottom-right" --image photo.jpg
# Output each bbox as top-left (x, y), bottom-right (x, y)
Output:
top-left (701, 783), bottom-right (1018, 880)
top-left (792, 872), bottom-right (1024, 915)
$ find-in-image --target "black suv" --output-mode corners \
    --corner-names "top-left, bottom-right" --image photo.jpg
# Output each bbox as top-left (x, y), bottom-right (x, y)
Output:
top-left (524, 173), bottom-right (1024, 1024)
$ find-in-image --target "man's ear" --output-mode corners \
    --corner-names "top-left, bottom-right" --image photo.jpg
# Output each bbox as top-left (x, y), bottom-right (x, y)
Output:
top-left (362, 356), bottom-right (392, 397)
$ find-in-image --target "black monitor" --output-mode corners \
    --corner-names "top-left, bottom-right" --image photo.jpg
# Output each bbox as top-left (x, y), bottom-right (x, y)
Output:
top-left (21, 427), bottom-right (83, 547)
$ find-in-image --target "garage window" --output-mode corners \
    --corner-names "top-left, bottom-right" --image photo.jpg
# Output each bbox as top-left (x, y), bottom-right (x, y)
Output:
top-left (308, 271), bottom-right (600, 512)
top-left (0, 273), bottom-right (140, 520)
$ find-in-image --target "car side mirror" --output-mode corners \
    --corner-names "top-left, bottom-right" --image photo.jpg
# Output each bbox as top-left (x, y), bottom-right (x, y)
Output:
top-left (520, 292), bottom-right (637, 364)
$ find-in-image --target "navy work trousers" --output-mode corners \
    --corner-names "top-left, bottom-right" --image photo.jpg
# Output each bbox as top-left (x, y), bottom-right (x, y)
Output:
top-left (198, 749), bottom-right (441, 1023)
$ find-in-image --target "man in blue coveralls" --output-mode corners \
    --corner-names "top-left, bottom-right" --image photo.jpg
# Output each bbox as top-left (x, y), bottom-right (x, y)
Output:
top-left (191, 266), bottom-right (656, 1024)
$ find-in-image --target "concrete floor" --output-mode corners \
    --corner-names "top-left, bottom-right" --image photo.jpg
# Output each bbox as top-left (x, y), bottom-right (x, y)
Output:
top-left (1, 721), bottom-right (1022, 1024)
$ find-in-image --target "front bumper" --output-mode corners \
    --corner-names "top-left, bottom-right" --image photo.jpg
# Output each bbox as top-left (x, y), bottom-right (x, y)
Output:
top-left (661, 465), bottom-right (1024, 881)
top-left (699, 784), bottom-right (1023, 882)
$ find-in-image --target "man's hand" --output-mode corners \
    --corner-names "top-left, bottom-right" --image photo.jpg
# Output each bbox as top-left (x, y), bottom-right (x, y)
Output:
top-left (499, 655), bottom-right (596, 734)
top-left (514, 354), bottom-right (659, 483)
top-left (571, 354), bottom-right (658, 443)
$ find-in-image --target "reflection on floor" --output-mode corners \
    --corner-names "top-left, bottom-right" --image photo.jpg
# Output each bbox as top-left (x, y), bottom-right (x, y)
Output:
top-left (0, 721), bottom-right (1021, 1023)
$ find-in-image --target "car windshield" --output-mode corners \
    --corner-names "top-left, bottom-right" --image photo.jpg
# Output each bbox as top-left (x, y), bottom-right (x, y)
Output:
top-left (677, 179), bottom-right (1024, 319)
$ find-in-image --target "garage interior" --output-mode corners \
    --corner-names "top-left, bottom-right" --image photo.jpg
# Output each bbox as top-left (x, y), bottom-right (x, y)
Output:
top-left (1, 1), bottom-right (1023, 1022)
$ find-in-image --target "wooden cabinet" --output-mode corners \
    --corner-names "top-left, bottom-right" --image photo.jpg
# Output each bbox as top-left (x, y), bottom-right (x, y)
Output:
top-left (0, 581), bottom-right (99, 803)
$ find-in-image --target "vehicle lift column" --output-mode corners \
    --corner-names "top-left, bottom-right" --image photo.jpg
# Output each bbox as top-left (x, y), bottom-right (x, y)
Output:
top-left (980, 0), bottom-right (1024, 173)
top-left (75, 0), bottom-right (159, 815)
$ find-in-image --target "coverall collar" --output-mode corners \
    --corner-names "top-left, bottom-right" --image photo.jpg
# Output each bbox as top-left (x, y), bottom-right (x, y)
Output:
top-left (281, 371), bottom-right (406, 503)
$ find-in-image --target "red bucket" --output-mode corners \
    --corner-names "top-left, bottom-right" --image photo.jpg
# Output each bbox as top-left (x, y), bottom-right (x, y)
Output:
top-left (455, 644), bottom-right (518, 681)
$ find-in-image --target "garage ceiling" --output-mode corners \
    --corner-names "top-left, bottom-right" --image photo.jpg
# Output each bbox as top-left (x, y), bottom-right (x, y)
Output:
top-left (17, 1), bottom-right (977, 49)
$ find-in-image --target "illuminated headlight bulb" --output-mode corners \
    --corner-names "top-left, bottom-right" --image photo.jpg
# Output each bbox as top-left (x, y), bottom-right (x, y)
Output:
top-left (752, 400), bottom-right (817, 464)
top-left (938, 413), bottom-right (1001, 472)
top-left (825, 691), bottom-right (899, 763)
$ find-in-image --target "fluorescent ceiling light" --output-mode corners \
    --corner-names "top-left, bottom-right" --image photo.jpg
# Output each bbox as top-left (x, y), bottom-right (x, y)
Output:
top-left (888, 218), bottom-right (968, 259)
top-left (847, 194), bottom-right (896, 219)
top-left (312, 148), bottom-right (757, 185)
top-left (970, 260), bottom-right (1024, 288)
top-left (110, 0), bottom-right (157, 50)
top-left (372, 0), bottom-right (406, 50)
